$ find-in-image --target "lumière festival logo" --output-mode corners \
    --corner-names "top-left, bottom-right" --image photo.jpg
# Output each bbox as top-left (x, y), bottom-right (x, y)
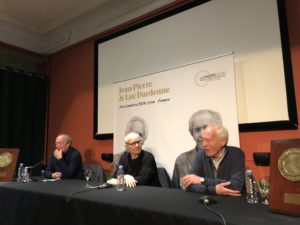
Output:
top-left (195, 70), bottom-right (226, 87)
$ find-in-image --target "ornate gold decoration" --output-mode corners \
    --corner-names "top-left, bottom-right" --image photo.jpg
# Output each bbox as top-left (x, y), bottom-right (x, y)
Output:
top-left (278, 148), bottom-right (300, 181)
top-left (0, 152), bottom-right (13, 168)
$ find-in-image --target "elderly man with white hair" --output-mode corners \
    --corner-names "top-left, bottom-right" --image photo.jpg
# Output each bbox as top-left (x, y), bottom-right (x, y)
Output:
top-left (108, 132), bottom-right (160, 188)
top-left (44, 134), bottom-right (84, 179)
top-left (182, 124), bottom-right (245, 196)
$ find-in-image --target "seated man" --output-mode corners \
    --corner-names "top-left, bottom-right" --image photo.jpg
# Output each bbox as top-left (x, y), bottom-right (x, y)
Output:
top-left (113, 116), bottom-right (149, 169)
top-left (172, 109), bottom-right (222, 189)
top-left (44, 134), bottom-right (84, 179)
top-left (108, 132), bottom-right (160, 188)
top-left (181, 124), bottom-right (245, 196)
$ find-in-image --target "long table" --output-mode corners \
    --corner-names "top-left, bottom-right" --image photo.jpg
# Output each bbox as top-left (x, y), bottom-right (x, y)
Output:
top-left (0, 179), bottom-right (299, 225)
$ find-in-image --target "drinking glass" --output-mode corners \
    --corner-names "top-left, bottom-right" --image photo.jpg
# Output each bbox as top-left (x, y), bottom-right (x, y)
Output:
top-left (258, 177), bottom-right (270, 205)
top-left (84, 168), bottom-right (92, 187)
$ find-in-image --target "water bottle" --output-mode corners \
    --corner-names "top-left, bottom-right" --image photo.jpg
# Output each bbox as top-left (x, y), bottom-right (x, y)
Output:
top-left (245, 169), bottom-right (258, 204)
top-left (17, 163), bottom-right (24, 182)
top-left (116, 165), bottom-right (125, 191)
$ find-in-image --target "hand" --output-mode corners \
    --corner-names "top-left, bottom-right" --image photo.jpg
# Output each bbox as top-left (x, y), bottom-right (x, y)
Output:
top-left (52, 172), bottom-right (62, 179)
top-left (107, 178), bottom-right (118, 186)
top-left (124, 174), bottom-right (137, 188)
top-left (54, 149), bottom-right (63, 159)
top-left (181, 174), bottom-right (202, 189)
top-left (215, 182), bottom-right (241, 196)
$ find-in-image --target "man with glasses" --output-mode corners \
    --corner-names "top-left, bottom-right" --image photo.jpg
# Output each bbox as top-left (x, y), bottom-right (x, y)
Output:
top-left (110, 132), bottom-right (160, 188)
top-left (172, 109), bottom-right (222, 189)
top-left (113, 116), bottom-right (149, 167)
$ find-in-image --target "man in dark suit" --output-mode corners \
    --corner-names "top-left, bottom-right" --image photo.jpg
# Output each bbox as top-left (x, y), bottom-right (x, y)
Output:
top-left (44, 134), bottom-right (84, 179)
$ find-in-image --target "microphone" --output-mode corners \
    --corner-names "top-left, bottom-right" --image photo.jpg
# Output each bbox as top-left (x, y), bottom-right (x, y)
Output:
top-left (24, 161), bottom-right (43, 181)
top-left (25, 161), bottom-right (42, 170)
top-left (198, 178), bottom-right (217, 205)
top-left (97, 183), bottom-right (113, 189)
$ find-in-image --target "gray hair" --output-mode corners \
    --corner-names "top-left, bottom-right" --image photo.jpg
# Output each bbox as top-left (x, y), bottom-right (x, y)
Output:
top-left (124, 132), bottom-right (143, 143)
top-left (207, 124), bottom-right (229, 145)
top-left (58, 134), bottom-right (72, 144)
top-left (188, 109), bottom-right (222, 135)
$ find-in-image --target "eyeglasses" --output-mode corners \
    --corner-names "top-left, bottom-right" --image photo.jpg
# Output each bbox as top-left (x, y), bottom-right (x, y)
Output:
top-left (126, 140), bottom-right (141, 147)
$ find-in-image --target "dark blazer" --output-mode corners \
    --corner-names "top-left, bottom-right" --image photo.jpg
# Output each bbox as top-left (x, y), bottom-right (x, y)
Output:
top-left (44, 146), bottom-right (84, 179)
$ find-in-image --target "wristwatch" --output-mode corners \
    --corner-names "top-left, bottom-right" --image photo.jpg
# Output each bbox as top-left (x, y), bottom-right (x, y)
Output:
top-left (200, 177), bottom-right (205, 183)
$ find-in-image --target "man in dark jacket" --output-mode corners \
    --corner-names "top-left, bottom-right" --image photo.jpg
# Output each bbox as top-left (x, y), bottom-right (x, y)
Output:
top-left (181, 124), bottom-right (245, 196)
top-left (44, 134), bottom-right (84, 179)
top-left (109, 132), bottom-right (160, 188)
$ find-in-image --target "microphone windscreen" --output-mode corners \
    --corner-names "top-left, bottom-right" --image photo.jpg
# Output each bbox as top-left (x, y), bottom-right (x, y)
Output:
top-left (199, 196), bottom-right (218, 205)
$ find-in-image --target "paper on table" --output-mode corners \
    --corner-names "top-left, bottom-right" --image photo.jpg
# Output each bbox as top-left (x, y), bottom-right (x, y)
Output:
top-left (41, 178), bottom-right (61, 182)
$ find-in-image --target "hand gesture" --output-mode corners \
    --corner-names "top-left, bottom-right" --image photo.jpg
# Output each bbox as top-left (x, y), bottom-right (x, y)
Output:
top-left (181, 174), bottom-right (202, 189)
top-left (54, 149), bottom-right (63, 159)
top-left (124, 174), bottom-right (137, 188)
top-left (215, 182), bottom-right (241, 196)
top-left (107, 178), bottom-right (118, 186)
top-left (52, 172), bottom-right (62, 179)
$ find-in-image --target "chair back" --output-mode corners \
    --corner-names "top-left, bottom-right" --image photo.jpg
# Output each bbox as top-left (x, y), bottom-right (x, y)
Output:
top-left (157, 167), bottom-right (173, 188)
top-left (84, 164), bottom-right (106, 185)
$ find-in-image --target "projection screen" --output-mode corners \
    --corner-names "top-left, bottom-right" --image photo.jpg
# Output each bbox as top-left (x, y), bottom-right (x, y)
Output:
top-left (94, 0), bottom-right (297, 139)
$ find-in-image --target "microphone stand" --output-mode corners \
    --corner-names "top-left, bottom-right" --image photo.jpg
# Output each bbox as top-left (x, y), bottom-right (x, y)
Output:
top-left (198, 179), bottom-right (227, 225)
top-left (24, 161), bottom-right (42, 182)
top-left (199, 179), bottom-right (217, 205)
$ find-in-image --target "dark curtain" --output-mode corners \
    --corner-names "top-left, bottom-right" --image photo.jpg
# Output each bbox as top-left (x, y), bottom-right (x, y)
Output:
top-left (0, 67), bottom-right (47, 170)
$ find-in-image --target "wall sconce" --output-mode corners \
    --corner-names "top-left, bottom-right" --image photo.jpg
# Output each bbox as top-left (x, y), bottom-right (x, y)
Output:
top-left (253, 152), bottom-right (270, 166)
top-left (101, 153), bottom-right (113, 163)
